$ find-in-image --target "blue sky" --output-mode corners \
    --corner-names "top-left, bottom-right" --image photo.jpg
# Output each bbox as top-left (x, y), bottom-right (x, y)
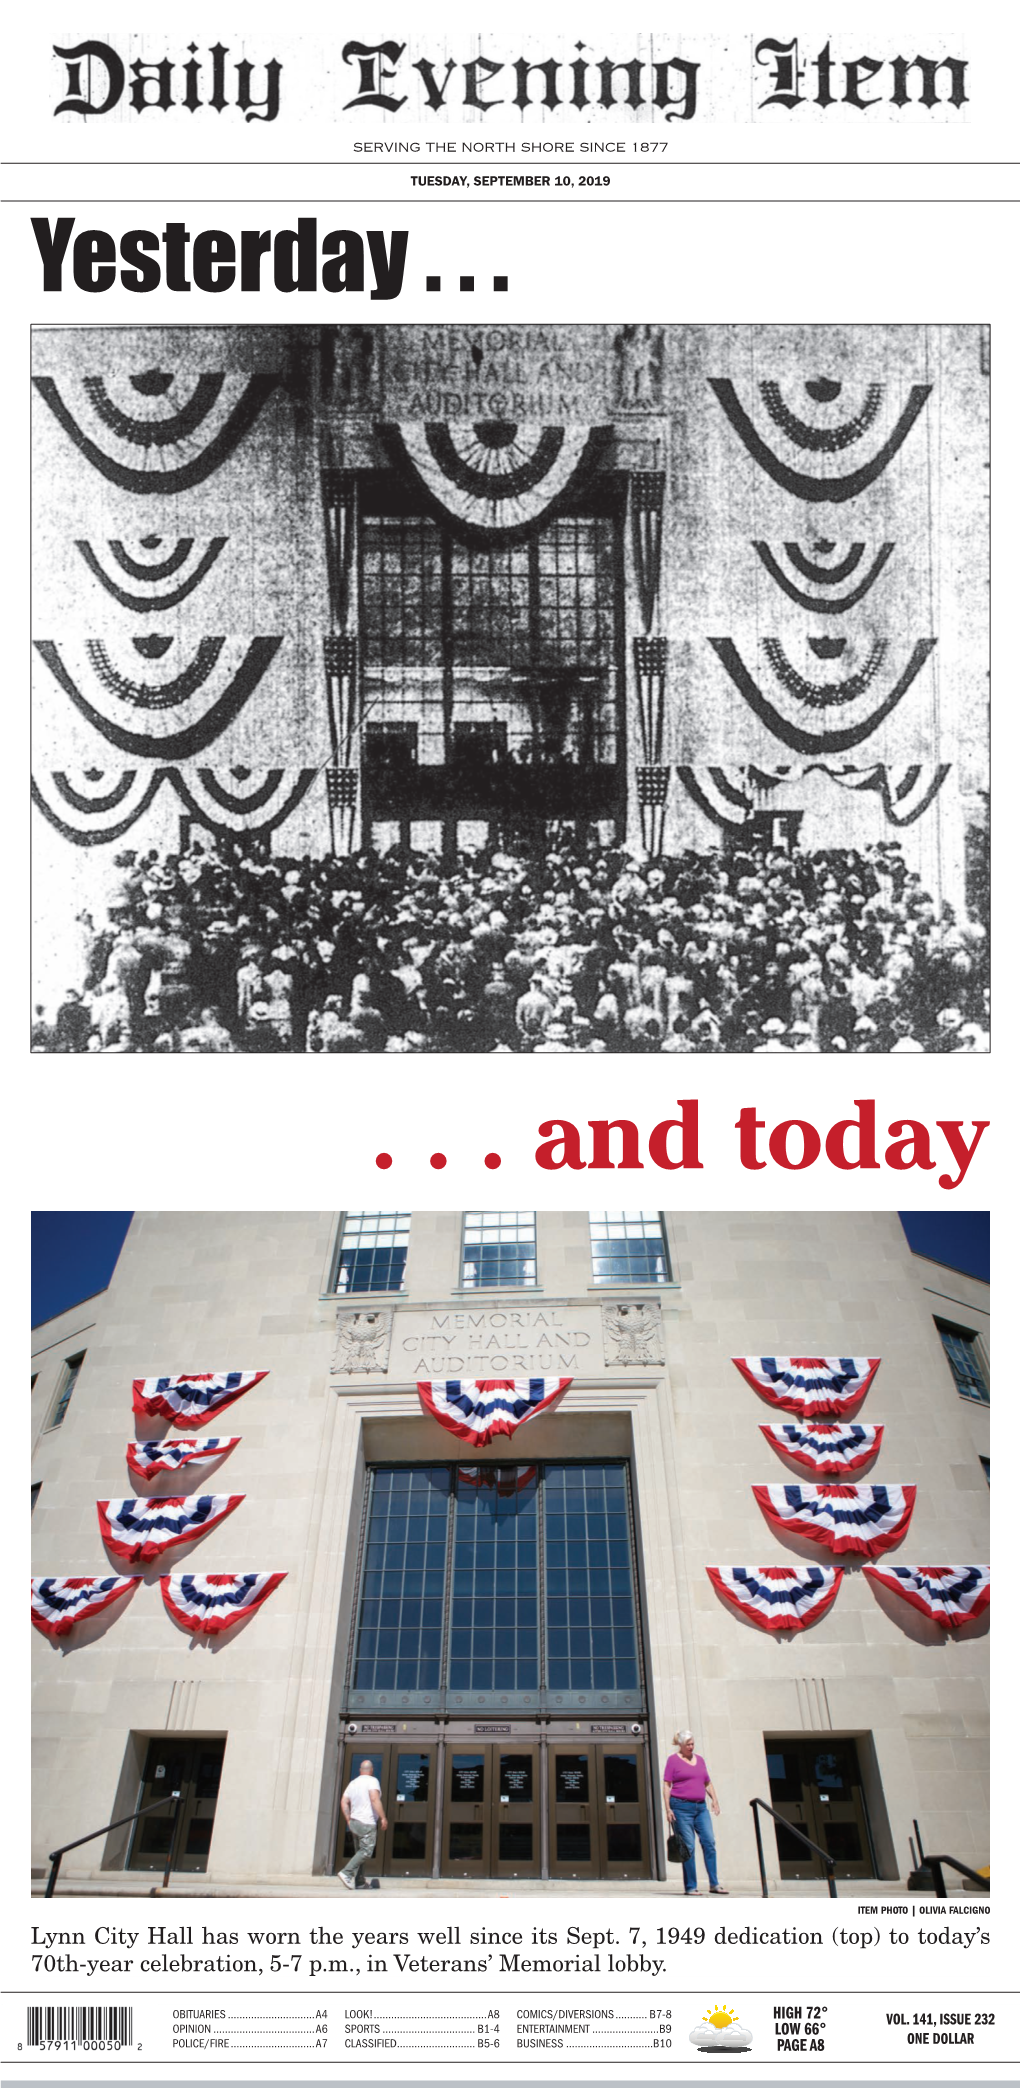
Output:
top-left (31, 1209), bottom-right (990, 1325)
top-left (32, 1212), bottom-right (133, 1326)
top-left (897, 1211), bottom-right (989, 1282)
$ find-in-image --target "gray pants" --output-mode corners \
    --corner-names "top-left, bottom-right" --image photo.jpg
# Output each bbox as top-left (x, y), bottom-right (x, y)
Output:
top-left (342, 1817), bottom-right (378, 1882)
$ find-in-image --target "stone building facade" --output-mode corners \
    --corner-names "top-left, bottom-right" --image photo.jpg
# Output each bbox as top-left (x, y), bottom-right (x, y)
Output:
top-left (30, 1210), bottom-right (989, 1889)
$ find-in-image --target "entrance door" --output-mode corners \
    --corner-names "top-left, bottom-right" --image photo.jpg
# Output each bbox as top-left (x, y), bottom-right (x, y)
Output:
top-left (549, 1743), bottom-right (650, 1880)
top-left (336, 1743), bottom-right (437, 1879)
top-left (440, 1744), bottom-right (541, 1879)
top-left (127, 1737), bottom-right (226, 1874)
top-left (766, 1738), bottom-right (874, 1880)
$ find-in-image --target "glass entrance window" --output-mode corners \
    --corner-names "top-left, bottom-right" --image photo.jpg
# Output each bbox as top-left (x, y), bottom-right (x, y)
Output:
top-left (395, 1753), bottom-right (430, 1800)
top-left (544, 1465), bottom-right (640, 1695)
top-left (450, 1754), bottom-right (485, 1800)
top-left (500, 1754), bottom-right (534, 1802)
top-left (351, 1468), bottom-right (449, 1697)
top-left (555, 1755), bottom-right (590, 1803)
top-left (449, 1467), bottom-right (539, 1694)
top-left (348, 1462), bottom-right (644, 1714)
top-left (361, 496), bottom-right (621, 770)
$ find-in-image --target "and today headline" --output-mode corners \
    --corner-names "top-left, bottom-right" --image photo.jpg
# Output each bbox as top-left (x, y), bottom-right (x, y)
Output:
top-left (530, 1100), bottom-right (987, 1189)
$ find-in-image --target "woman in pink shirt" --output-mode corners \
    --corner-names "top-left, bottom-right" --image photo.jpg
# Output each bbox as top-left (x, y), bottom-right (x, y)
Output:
top-left (662, 1729), bottom-right (728, 1895)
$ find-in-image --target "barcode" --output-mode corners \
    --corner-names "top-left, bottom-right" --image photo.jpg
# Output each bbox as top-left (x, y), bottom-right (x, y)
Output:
top-left (26, 2006), bottom-right (132, 2047)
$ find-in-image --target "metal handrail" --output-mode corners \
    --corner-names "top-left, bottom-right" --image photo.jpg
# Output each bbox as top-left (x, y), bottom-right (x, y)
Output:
top-left (923, 1854), bottom-right (989, 1897)
top-left (750, 1796), bottom-right (837, 1898)
top-left (912, 1818), bottom-right (989, 1896)
top-left (45, 1792), bottom-right (183, 1897)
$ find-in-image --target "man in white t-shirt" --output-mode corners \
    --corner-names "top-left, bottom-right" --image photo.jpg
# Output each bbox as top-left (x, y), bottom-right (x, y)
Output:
top-left (339, 1761), bottom-right (388, 1889)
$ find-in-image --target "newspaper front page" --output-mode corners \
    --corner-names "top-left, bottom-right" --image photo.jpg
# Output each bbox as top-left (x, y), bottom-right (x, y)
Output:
top-left (13, 5), bottom-right (1006, 2085)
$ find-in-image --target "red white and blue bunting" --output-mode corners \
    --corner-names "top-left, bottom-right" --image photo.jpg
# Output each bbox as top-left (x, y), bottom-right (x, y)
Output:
top-left (733, 1357), bottom-right (880, 1418)
top-left (160, 1572), bottom-right (287, 1636)
top-left (131, 1373), bottom-right (267, 1425)
top-left (864, 1564), bottom-right (990, 1629)
top-left (30, 1575), bottom-right (140, 1639)
top-left (760, 1420), bottom-right (883, 1476)
top-left (127, 1437), bottom-right (240, 1482)
top-left (97, 1494), bottom-right (244, 1563)
top-left (417, 1377), bottom-right (572, 1446)
top-left (752, 1483), bottom-right (915, 1559)
top-left (706, 1565), bottom-right (842, 1634)
top-left (376, 422), bottom-right (609, 540)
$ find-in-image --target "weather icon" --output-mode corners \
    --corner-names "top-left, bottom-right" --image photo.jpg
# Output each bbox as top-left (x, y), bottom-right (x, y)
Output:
top-left (689, 2004), bottom-right (753, 2053)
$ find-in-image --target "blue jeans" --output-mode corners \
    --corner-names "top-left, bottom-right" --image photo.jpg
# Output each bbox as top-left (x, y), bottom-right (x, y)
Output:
top-left (670, 1798), bottom-right (719, 1891)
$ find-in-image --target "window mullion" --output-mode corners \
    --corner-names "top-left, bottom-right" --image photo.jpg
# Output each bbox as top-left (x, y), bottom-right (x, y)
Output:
top-left (537, 1466), bottom-right (548, 1709)
top-left (438, 1468), bottom-right (459, 1711)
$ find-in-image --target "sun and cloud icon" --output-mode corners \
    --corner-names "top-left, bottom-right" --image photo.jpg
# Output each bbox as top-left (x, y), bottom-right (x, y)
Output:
top-left (689, 2005), bottom-right (754, 2053)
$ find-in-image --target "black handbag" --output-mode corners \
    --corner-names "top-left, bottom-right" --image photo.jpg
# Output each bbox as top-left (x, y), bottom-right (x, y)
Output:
top-left (667, 1830), bottom-right (683, 1863)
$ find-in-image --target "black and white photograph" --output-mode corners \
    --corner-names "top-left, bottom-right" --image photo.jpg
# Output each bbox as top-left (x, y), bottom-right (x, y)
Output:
top-left (31, 322), bottom-right (989, 1055)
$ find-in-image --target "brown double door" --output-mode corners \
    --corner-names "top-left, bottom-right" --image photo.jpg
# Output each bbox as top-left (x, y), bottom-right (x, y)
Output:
top-left (127, 1737), bottom-right (225, 1873)
top-left (441, 1744), bottom-right (541, 1878)
top-left (337, 1742), bottom-right (439, 1878)
top-left (548, 1742), bottom-right (648, 1880)
top-left (766, 1737), bottom-right (874, 1879)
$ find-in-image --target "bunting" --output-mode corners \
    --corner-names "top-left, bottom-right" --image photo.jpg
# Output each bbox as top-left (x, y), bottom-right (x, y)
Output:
top-left (31, 1575), bottom-right (140, 1640)
top-left (417, 1377), bottom-right (572, 1446)
top-left (160, 1572), bottom-right (287, 1635)
top-left (127, 1437), bottom-right (240, 1482)
top-left (32, 767), bottom-right (317, 846)
top-left (752, 1482), bottom-right (916, 1559)
top-left (706, 1565), bottom-right (842, 1633)
top-left (97, 1494), bottom-right (244, 1563)
top-left (760, 1420), bottom-right (883, 1475)
top-left (376, 422), bottom-right (609, 540)
top-left (733, 1357), bottom-right (880, 1418)
top-left (131, 1373), bottom-right (267, 1425)
top-left (33, 370), bottom-right (280, 494)
top-left (864, 1564), bottom-right (990, 1629)
top-left (707, 376), bottom-right (931, 502)
top-left (34, 636), bottom-right (284, 761)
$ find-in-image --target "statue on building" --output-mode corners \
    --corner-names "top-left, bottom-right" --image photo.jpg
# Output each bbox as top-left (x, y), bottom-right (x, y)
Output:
top-left (602, 1299), bottom-right (665, 1365)
top-left (616, 324), bottom-right (664, 408)
top-left (332, 1306), bottom-right (392, 1374)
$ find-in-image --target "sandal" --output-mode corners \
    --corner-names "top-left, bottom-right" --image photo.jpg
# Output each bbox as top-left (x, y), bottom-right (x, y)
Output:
top-left (710, 1886), bottom-right (729, 1895)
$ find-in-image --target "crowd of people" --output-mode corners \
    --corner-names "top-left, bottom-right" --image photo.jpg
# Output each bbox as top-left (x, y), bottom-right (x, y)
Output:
top-left (33, 833), bottom-right (989, 1054)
